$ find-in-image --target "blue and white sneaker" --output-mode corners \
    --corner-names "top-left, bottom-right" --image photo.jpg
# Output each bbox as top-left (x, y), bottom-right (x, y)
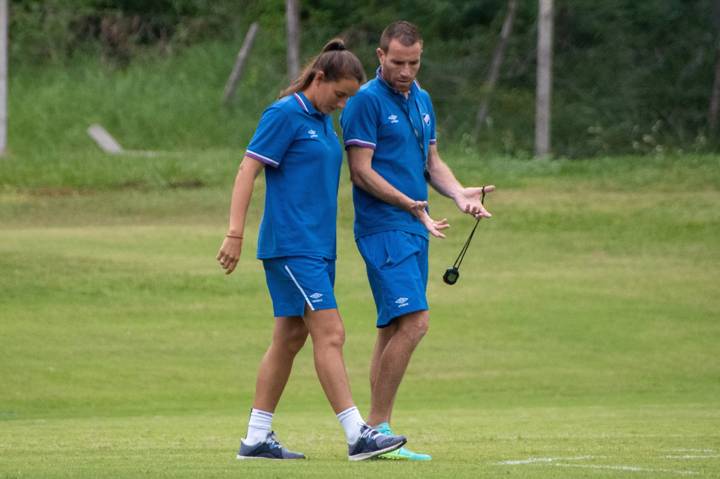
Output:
top-left (348, 424), bottom-right (406, 461)
top-left (236, 431), bottom-right (305, 460)
top-left (375, 422), bottom-right (432, 461)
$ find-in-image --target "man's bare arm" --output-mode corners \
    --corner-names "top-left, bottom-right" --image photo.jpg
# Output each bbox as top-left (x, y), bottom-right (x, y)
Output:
top-left (426, 144), bottom-right (494, 219)
top-left (346, 146), bottom-right (449, 238)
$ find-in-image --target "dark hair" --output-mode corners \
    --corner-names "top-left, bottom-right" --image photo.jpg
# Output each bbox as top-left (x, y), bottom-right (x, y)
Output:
top-left (279, 38), bottom-right (366, 98)
top-left (379, 21), bottom-right (423, 52)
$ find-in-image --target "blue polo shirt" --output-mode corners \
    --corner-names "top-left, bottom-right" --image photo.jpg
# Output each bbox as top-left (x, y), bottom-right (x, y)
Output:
top-left (246, 92), bottom-right (342, 260)
top-left (340, 68), bottom-right (437, 239)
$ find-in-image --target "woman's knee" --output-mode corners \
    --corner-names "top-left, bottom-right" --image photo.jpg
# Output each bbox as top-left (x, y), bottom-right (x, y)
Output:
top-left (318, 325), bottom-right (345, 350)
top-left (312, 322), bottom-right (346, 349)
top-left (273, 322), bottom-right (309, 356)
top-left (305, 309), bottom-right (346, 349)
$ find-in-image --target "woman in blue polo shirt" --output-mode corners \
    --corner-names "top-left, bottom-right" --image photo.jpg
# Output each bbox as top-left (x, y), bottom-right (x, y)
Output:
top-left (216, 39), bottom-right (405, 461)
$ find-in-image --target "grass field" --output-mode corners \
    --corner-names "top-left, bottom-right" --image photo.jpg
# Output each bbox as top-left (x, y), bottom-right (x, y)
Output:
top-left (1, 152), bottom-right (719, 477)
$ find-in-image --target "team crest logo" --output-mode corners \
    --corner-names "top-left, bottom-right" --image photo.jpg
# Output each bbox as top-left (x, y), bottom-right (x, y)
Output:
top-left (310, 292), bottom-right (324, 303)
top-left (308, 129), bottom-right (318, 138)
top-left (395, 297), bottom-right (409, 307)
top-left (388, 114), bottom-right (399, 124)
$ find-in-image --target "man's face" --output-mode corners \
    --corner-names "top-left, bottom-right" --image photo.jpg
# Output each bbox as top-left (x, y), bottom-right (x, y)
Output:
top-left (377, 39), bottom-right (422, 93)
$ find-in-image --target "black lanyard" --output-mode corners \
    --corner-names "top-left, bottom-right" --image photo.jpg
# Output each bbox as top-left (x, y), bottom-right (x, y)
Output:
top-left (395, 92), bottom-right (430, 179)
top-left (398, 94), bottom-right (426, 159)
top-left (443, 188), bottom-right (487, 285)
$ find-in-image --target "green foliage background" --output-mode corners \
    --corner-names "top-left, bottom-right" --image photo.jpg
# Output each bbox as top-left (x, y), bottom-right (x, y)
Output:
top-left (7, 0), bottom-right (720, 157)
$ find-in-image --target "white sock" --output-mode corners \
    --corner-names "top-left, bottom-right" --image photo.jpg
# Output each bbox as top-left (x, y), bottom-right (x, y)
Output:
top-left (245, 408), bottom-right (273, 445)
top-left (337, 406), bottom-right (365, 444)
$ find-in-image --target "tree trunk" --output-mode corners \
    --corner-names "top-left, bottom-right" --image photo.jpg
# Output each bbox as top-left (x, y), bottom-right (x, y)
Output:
top-left (222, 22), bottom-right (259, 105)
top-left (711, 1), bottom-right (720, 133)
top-left (535, 0), bottom-right (554, 158)
top-left (286, 0), bottom-right (300, 81)
top-left (709, 45), bottom-right (720, 133)
top-left (0, 0), bottom-right (7, 156)
top-left (475, 0), bottom-right (517, 138)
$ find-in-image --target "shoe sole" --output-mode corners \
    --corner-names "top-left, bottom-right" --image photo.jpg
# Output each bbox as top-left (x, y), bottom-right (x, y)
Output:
top-left (376, 452), bottom-right (432, 461)
top-left (236, 455), bottom-right (305, 460)
top-left (376, 447), bottom-right (432, 461)
top-left (348, 439), bottom-right (407, 462)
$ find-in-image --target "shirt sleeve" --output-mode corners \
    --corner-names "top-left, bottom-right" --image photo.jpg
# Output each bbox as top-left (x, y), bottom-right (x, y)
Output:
top-left (245, 106), bottom-right (294, 168)
top-left (340, 93), bottom-right (378, 150)
top-left (427, 93), bottom-right (437, 145)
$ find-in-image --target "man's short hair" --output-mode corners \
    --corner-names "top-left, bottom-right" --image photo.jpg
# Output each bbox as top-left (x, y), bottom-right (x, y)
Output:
top-left (379, 21), bottom-right (423, 52)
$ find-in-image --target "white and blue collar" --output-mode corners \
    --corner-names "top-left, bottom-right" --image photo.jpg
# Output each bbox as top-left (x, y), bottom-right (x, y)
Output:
top-left (293, 91), bottom-right (323, 117)
top-left (375, 67), bottom-right (420, 98)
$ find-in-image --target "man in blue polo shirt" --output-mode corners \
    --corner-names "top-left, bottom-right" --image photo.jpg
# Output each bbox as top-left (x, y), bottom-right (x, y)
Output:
top-left (341, 21), bottom-right (494, 460)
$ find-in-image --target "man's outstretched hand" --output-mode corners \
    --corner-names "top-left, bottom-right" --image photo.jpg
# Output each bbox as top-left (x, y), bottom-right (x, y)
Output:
top-left (454, 185), bottom-right (495, 219)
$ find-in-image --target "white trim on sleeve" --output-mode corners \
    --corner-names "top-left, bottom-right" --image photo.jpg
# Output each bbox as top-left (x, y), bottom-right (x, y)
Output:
top-left (246, 150), bottom-right (280, 167)
top-left (344, 138), bottom-right (377, 149)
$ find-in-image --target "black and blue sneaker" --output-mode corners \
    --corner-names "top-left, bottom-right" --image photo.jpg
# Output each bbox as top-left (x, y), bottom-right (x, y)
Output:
top-left (348, 424), bottom-right (406, 461)
top-left (236, 431), bottom-right (306, 460)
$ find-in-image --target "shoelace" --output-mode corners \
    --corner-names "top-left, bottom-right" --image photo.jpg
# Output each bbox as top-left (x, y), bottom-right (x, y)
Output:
top-left (267, 431), bottom-right (283, 450)
top-left (360, 426), bottom-right (380, 441)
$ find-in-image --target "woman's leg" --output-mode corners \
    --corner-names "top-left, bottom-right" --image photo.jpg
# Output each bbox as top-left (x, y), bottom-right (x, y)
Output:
top-left (239, 316), bottom-right (308, 459)
top-left (302, 308), bottom-right (354, 413)
top-left (252, 315), bottom-right (309, 412)
top-left (302, 307), bottom-right (407, 459)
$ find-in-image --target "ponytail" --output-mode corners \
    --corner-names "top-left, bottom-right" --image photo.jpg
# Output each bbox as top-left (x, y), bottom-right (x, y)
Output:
top-left (279, 38), bottom-right (365, 98)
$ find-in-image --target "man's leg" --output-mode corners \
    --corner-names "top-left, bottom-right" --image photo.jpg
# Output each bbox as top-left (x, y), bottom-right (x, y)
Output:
top-left (367, 309), bottom-right (429, 426)
top-left (355, 231), bottom-right (431, 460)
top-left (369, 322), bottom-right (396, 402)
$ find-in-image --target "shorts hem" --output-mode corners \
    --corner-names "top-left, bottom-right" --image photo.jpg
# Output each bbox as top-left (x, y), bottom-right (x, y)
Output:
top-left (272, 302), bottom-right (338, 318)
top-left (272, 308), bottom-right (305, 318)
top-left (376, 306), bottom-right (428, 328)
top-left (307, 301), bottom-right (338, 313)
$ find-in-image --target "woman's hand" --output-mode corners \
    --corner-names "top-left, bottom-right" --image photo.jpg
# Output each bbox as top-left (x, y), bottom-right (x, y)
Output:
top-left (216, 236), bottom-right (243, 275)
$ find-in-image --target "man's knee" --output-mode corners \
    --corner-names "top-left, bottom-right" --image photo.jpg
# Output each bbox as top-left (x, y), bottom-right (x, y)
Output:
top-left (398, 311), bottom-right (429, 343)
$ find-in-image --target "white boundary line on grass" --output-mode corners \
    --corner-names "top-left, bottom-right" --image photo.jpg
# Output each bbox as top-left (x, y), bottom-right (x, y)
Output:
top-left (551, 463), bottom-right (699, 475)
top-left (663, 448), bottom-right (718, 460)
top-left (668, 449), bottom-right (716, 453)
top-left (497, 456), bottom-right (700, 476)
top-left (497, 456), bottom-right (594, 465)
top-left (664, 454), bottom-right (720, 459)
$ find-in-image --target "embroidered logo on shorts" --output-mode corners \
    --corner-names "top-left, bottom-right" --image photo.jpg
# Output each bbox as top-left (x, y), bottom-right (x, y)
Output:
top-left (388, 114), bottom-right (399, 124)
top-left (395, 297), bottom-right (409, 307)
top-left (308, 129), bottom-right (319, 139)
top-left (310, 292), bottom-right (324, 303)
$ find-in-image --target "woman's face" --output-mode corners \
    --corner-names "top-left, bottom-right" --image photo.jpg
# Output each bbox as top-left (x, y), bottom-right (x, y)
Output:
top-left (309, 75), bottom-right (360, 113)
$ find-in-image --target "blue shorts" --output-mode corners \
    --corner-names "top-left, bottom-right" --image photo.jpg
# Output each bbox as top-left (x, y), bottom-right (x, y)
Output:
top-left (262, 256), bottom-right (338, 317)
top-left (356, 231), bottom-right (429, 328)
